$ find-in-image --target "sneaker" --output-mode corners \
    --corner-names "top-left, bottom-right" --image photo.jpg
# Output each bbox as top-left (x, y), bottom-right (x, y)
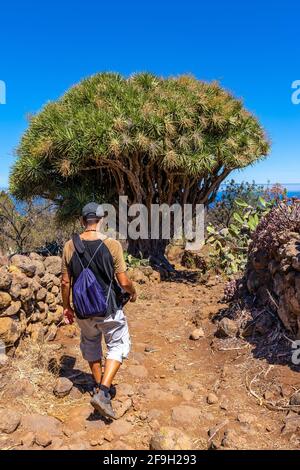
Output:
top-left (90, 389), bottom-right (116, 420)
top-left (109, 384), bottom-right (116, 400)
top-left (92, 385), bottom-right (116, 400)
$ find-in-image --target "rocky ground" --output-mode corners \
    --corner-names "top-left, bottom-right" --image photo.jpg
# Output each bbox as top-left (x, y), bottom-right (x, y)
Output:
top-left (1, 272), bottom-right (300, 450)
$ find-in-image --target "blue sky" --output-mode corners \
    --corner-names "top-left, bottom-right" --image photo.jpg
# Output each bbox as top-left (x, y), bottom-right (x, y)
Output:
top-left (0, 0), bottom-right (299, 188)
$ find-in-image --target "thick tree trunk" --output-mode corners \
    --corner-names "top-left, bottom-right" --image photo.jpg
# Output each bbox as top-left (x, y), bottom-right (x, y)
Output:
top-left (127, 238), bottom-right (175, 272)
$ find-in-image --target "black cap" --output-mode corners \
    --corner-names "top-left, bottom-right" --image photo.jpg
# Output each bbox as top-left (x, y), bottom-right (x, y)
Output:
top-left (82, 202), bottom-right (105, 220)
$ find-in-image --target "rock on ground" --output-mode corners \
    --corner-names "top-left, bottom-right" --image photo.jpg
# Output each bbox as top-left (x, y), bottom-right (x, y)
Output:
top-left (171, 405), bottom-right (200, 425)
top-left (35, 431), bottom-right (52, 447)
top-left (53, 377), bottom-right (73, 398)
top-left (110, 419), bottom-right (133, 437)
top-left (0, 317), bottom-right (21, 346)
top-left (0, 409), bottom-right (21, 434)
top-left (290, 393), bottom-right (300, 406)
top-left (189, 328), bottom-right (205, 340)
top-left (150, 427), bottom-right (193, 450)
top-left (127, 365), bottom-right (149, 379)
top-left (43, 257), bottom-right (62, 276)
top-left (22, 413), bottom-right (62, 437)
top-left (207, 392), bottom-right (219, 404)
top-left (217, 317), bottom-right (239, 338)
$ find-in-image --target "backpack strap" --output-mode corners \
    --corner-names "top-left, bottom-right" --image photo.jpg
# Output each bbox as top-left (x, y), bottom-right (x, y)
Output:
top-left (86, 240), bottom-right (104, 269)
top-left (72, 234), bottom-right (113, 305)
top-left (72, 233), bottom-right (104, 270)
top-left (72, 233), bottom-right (85, 254)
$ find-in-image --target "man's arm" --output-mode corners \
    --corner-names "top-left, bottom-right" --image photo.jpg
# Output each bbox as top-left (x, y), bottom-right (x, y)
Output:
top-left (61, 270), bottom-right (75, 323)
top-left (116, 272), bottom-right (137, 302)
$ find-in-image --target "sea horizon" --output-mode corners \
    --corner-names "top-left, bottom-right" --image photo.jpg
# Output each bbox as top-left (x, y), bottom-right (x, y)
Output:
top-left (2, 182), bottom-right (300, 199)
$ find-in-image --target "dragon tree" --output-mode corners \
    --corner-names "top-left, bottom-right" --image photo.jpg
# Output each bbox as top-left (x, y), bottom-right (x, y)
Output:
top-left (10, 72), bottom-right (269, 261)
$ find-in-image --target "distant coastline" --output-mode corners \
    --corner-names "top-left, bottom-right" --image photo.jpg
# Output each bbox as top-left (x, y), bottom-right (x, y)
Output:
top-left (2, 183), bottom-right (300, 203)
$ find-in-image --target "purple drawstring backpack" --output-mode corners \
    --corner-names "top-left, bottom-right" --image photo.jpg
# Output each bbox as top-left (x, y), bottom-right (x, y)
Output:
top-left (72, 235), bottom-right (112, 318)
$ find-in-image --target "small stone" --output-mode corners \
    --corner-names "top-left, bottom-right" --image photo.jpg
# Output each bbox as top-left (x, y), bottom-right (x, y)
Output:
top-left (0, 409), bottom-right (21, 434)
top-left (149, 419), bottom-right (160, 431)
top-left (144, 345), bottom-right (156, 353)
top-left (69, 387), bottom-right (82, 400)
top-left (103, 428), bottom-right (114, 442)
top-left (0, 267), bottom-right (12, 291)
top-left (0, 353), bottom-right (8, 366)
top-left (208, 419), bottom-right (229, 439)
top-left (53, 377), bottom-right (73, 398)
top-left (0, 317), bottom-right (22, 346)
top-left (110, 419), bottom-right (133, 437)
top-left (30, 323), bottom-right (44, 343)
top-left (118, 383), bottom-right (135, 397)
top-left (43, 256), bottom-right (62, 276)
top-left (290, 393), bottom-right (300, 406)
top-left (281, 384), bottom-right (293, 398)
top-left (114, 398), bottom-right (132, 419)
top-left (22, 413), bottom-right (62, 436)
top-left (0, 300), bottom-right (21, 317)
top-left (189, 328), bottom-right (205, 340)
top-left (51, 285), bottom-right (60, 295)
top-left (237, 412), bottom-right (256, 426)
top-left (0, 291), bottom-right (12, 309)
top-left (47, 324), bottom-right (58, 341)
top-left (90, 440), bottom-right (98, 447)
top-left (174, 364), bottom-right (184, 371)
top-left (207, 393), bottom-right (218, 405)
top-left (10, 255), bottom-right (36, 277)
top-left (21, 431), bottom-right (35, 448)
top-left (150, 427), bottom-right (193, 450)
top-left (127, 365), bottom-right (148, 379)
top-left (217, 318), bottom-right (239, 338)
top-left (264, 390), bottom-right (274, 401)
top-left (281, 414), bottom-right (300, 436)
top-left (139, 411), bottom-right (148, 421)
top-left (221, 429), bottom-right (240, 449)
top-left (220, 396), bottom-right (229, 410)
top-left (36, 287), bottom-right (47, 301)
top-left (126, 415), bottom-right (135, 423)
top-left (171, 405), bottom-right (200, 425)
top-left (35, 431), bottom-right (52, 447)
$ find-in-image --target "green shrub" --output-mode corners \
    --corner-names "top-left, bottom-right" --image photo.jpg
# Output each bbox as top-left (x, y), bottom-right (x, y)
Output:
top-left (207, 180), bottom-right (264, 229)
top-left (124, 251), bottom-right (149, 268)
top-left (206, 196), bottom-right (271, 275)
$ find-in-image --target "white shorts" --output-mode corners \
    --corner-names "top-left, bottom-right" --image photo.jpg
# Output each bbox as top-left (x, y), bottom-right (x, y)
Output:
top-left (76, 310), bottom-right (131, 363)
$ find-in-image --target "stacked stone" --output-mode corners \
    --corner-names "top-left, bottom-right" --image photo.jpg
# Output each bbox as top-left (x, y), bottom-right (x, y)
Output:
top-left (127, 266), bottom-right (161, 284)
top-left (0, 254), bottom-right (64, 350)
top-left (246, 231), bottom-right (300, 335)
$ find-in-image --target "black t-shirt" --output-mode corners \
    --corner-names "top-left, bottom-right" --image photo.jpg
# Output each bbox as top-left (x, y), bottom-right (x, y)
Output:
top-left (62, 238), bottom-right (125, 318)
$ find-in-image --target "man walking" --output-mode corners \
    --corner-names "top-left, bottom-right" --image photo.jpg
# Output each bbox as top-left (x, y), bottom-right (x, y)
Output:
top-left (61, 202), bottom-right (137, 419)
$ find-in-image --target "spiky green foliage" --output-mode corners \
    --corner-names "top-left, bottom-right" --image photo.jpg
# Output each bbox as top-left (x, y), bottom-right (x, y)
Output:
top-left (10, 72), bottom-right (269, 220)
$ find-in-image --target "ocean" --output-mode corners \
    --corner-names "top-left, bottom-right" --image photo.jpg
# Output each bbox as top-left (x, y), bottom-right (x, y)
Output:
top-left (217, 183), bottom-right (300, 202)
top-left (1, 185), bottom-right (300, 210)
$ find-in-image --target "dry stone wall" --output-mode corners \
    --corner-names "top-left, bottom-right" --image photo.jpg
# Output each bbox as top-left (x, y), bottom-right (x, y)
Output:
top-left (0, 254), bottom-right (63, 351)
top-left (246, 231), bottom-right (300, 336)
top-left (0, 253), bottom-right (161, 352)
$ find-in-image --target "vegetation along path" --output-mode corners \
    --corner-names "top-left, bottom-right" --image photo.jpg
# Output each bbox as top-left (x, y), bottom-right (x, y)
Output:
top-left (0, 271), bottom-right (300, 450)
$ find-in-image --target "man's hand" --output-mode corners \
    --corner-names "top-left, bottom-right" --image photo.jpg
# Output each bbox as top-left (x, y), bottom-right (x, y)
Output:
top-left (64, 307), bottom-right (75, 325)
top-left (116, 272), bottom-right (137, 303)
top-left (130, 291), bottom-right (137, 303)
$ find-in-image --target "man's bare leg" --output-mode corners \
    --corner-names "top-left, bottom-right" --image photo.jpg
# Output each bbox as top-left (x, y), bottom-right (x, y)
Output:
top-left (90, 359), bottom-right (121, 419)
top-left (101, 359), bottom-right (121, 388)
top-left (89, 360), bottom-right (102, 385)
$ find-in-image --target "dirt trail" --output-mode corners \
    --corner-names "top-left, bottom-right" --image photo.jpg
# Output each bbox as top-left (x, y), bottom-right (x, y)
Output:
top-left (1, 275), bottom-right (300, 450)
